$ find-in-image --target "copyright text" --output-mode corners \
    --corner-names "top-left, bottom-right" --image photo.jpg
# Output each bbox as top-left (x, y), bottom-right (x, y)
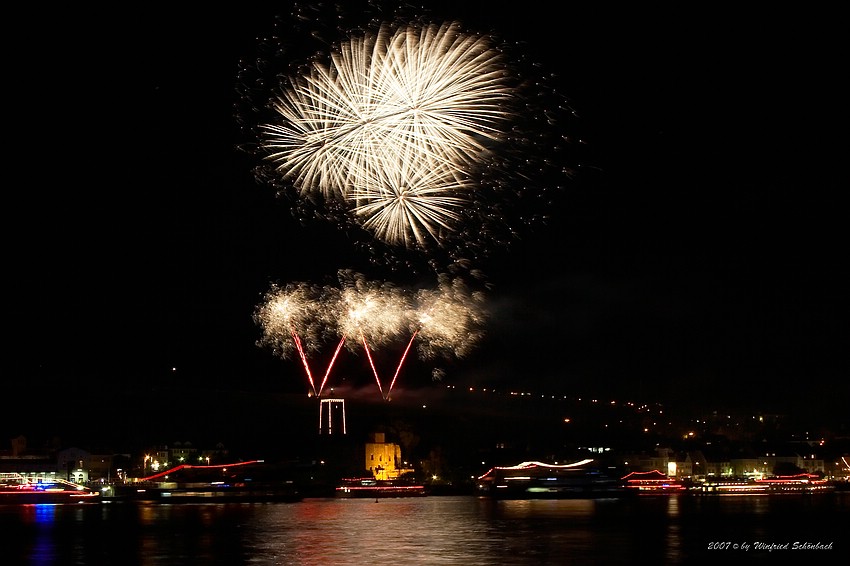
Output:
top-left (707, 541), bottom-right (834, 552)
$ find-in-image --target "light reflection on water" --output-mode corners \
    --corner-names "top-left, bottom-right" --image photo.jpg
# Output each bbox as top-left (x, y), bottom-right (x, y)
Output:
top-left (1, 494), bottom-right (847, 565)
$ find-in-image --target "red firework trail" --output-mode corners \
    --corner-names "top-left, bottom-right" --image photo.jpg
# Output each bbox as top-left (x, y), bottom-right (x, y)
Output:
top-left (360, 332), bottom-right (385, 399)
top-left (360, 330), bottom-right (419, 401)
top-left (291, 327), bottom-right (346, 397)
top-left (387, 330), bottom-right (418, 398)
top-left (317, 336), bottom-right (347, 396)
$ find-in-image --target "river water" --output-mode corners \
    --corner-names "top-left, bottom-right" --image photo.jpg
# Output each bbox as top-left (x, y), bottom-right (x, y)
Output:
top-left (2, 494), bottom-right (847, 565)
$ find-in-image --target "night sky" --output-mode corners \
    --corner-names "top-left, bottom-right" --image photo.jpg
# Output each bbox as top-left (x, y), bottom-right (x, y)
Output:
top-left (6, 2), bottom-right (847, 438)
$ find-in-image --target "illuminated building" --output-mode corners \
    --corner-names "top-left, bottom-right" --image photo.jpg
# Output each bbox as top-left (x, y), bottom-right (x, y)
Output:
top-left (364, 433), bottom-right (413, 480)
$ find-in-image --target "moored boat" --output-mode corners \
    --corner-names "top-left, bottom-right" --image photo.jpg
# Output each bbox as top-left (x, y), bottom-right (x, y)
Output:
top-left (476, 459), bottom-right (628, 499)
top-left (694, 473), bottom-right (836, 495)
top-left (621, 470), bottom-right (687, 494)
top-left (0, 473), bottom-right (100, 504)
top-left (102, 480), bottom-right (302, 503)
top-left (103, 459), bottom-right (303, 503)
top-left (336, 477), bottom-right (426, 498)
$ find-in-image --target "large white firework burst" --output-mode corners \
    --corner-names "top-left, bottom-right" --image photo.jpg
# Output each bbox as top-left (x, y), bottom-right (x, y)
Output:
top-left (261, 21), bottom-right (514, 247)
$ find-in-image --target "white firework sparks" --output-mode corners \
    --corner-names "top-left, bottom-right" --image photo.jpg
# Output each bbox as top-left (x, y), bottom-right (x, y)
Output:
top-left (333, 270), bottom-right (410, 348)
top-left (261, 21), bottom-right (514, 246)
top-left (413, 276), bottom-right (486, 359)
top-left (350, 143), bottom-right (471, 246)
top-left (254, 283), bottom-right (323, 358)
top-left (253, 271), bottom-right (488, 398)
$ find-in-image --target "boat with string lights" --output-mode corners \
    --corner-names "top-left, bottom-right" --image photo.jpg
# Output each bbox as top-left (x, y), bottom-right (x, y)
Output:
top-left (476, 459), bottom-right (628, 499)
top-left (101, 460), bottom-right (302, 503)
top-left (0, 473), bottom-right (100, 504)
top-left (755, 473), bottom-right (836, 493)
top-left (335, 477), bottom-right (426, 498)
top-left (695, 473), bottom-right (836, 495)
top-left (621, 470), bottom-right (687, 494)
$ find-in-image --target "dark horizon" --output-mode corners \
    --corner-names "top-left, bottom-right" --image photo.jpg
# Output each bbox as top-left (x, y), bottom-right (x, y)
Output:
top-left (5, 377), bottom-right (847, 461)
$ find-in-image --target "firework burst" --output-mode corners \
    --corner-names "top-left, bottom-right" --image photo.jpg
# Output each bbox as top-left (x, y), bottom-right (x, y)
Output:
top-left (412, 275), bottom-right (487, 359)
top-left (237, 2), bottom-right (580, 274)
top-left (254, 283), bottom-right (321, 357)
top-left (261, 21), bottom-right (512, 247)
top-left (254, 270), bottom-right (488, 400)
top-left (332, 270), bottom-right (410, 399)
top-left (381, 275), bottom-right (487, 398)
top-left (254, 282), bottom-right (345, 397)
top-left (349, 144), bottom-right (471, 247)
top-left (333, 269), bottom-right (410, 347)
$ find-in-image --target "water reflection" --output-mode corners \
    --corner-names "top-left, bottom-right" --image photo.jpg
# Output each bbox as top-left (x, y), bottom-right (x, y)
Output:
top-left (665, 497), bottom-right (682, 563)
top-left (15, 504), bottom-right (58, 525)
top-left (0, 494), bottom-right (846, 565)
top-left (250, 498), bottom-right (507, 565)
top-left (30, 505), bottom-right (59, 566)
top-left (494, 498), bottom-right (597, 518)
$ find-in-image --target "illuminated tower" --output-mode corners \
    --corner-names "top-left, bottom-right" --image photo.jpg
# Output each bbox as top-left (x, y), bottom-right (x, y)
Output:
top-left (364, 432), bottom-right (414, 480)
top-left (319, 398), bottom-right (346, 435)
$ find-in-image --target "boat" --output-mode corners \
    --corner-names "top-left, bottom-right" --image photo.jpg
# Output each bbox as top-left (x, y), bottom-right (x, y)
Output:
top-left (694, 473), bottom-right (836, 495)
top-left (102, 480), bottom-right (302, 503)
top-left (694, 479), bottom-right (771, 495)
top-left (101, 459), bottom-right (302, 503)
top-left (476, 459), bottom-right (628, 499)
top-left (0, 473), bottom-right (100, 504)
top-left (335, 477), bottom-right (426, 498)
top-left (621, 470), bottom-right (686, 494)
top-left (755, 473), bottom-right (836, 493)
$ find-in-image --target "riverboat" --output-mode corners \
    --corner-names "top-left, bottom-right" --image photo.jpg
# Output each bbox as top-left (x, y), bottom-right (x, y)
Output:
top-left (621, 470), bottom-right (686, 493)
top-left (476, 459), bottom-right (628, 499)
top-left (335, 477), bottom-right (426, 498)
top-left (0, 473), bottom-right (100, 504)
top-left (695, 479), bottom-right (770, 494)
top-left (695, 473), bottom-right (836, 495)
top-left (102, 480), bottom-right (302, 503)
top-left (102, 459), bottom-right (302, 503)
top-left (755, 473), bottom-right (836, 493)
